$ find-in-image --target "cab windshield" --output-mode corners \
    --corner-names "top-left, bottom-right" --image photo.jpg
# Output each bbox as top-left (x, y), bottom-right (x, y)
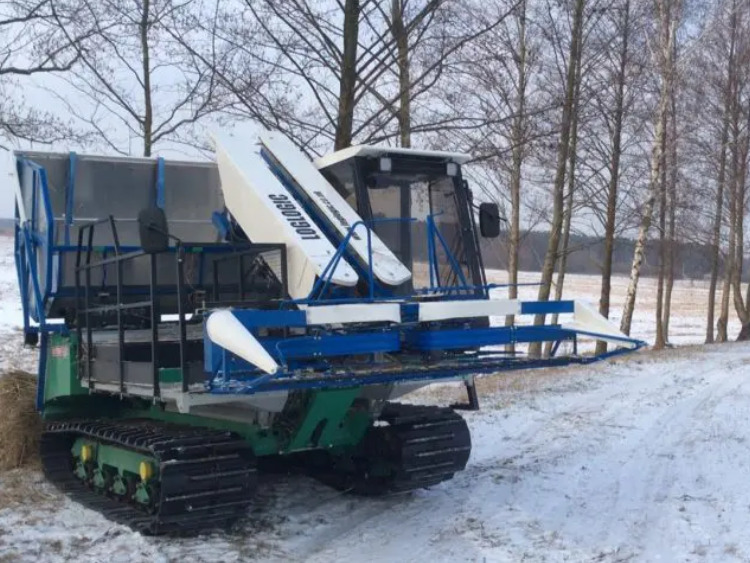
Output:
top-left (322, 156), bottom-right (482, 294)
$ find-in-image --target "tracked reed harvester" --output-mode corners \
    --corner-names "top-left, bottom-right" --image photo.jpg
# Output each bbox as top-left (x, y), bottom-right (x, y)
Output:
top-left (11, 131), bottom-right (643, 534)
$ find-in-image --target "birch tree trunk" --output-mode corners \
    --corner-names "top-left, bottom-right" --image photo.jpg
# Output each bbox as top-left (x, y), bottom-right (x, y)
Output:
top-left (718, 157), bottom-right (735, 341)
top-left (546, 54), bottom-right (582, 357)
top-left (391, 0), bottom-right (411, 148)
top-left (335, 0), bottom-right (360, 150)
top-left (529, 0), bottom-right (585, 357)
top-left (706, 106), bottom-right (730, 343)
top-left (654, 107), bottom-right (668, 349)
top-left (718, 84), bottom-right (740, 341)
top-left (716, 0), bottom-right (741, 343)
top-left (731, 108), bottom-right (750, 335)
top-left (663, 87), bottom-right (678, 340)
top-left (620, 95), bottom-right (669, 335)
top-left (706, 3), bottom-right (737, 343)
top-left (620, 0), bottom-right (677, 336)
top-left (597, 0), bottom-right (631, 355)
top-left (140, 0), bottom-right (153, 157)
top-left (506, 0), bottom-right (528, 339)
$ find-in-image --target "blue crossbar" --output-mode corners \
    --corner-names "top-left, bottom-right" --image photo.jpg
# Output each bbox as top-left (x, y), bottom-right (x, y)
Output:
top-left (205, 331), bottom-right (401, 374)
top-left (266, 332), bottom-right (401, 361)
top-left (520, 300), bottom-right (575, 315)
top-left (404, 325), bottom-right (575, 351)
top-left (208, 351), bottom-right (639, 395)
top-left (231, 309), bottom-right (307, 328)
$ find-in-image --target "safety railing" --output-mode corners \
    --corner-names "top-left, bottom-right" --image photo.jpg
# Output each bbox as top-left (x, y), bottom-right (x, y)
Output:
top-left (73, 217), bottom-right (288, 398)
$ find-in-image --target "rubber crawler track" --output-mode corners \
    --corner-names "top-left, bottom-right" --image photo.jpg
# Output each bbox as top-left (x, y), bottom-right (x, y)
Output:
top-left (40, 420), bottom-right (257, 535)
top-left (318, 403), bottom-right (472, 495)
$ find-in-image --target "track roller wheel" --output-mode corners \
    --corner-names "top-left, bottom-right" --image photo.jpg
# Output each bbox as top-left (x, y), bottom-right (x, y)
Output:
top-left (310, 403), bottom-right (472, 495)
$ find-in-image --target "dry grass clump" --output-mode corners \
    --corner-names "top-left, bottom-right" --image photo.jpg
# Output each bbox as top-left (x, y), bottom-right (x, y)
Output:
top-left (0, 371), bottom-right (42, 471)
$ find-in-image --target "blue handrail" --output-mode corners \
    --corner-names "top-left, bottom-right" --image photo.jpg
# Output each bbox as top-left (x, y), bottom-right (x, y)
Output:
top-left (307, 213), bottom-right (484, 301)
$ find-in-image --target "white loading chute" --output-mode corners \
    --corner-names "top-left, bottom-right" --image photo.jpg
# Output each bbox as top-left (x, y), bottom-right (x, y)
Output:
top-left (259, 131), bottom-right (412, 286)
top-left (213, 133), bottom-right (358, 300)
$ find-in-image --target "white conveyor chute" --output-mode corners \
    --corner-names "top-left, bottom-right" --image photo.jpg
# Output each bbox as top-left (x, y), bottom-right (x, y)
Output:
top-left (213, 133), bottom-right (358, 300)
top-left (259, 131), bottom-right (412, 286)
top-left (562, 301), bottom-right (639, 349)
top-left (206, 310), bottom-right (279, 375)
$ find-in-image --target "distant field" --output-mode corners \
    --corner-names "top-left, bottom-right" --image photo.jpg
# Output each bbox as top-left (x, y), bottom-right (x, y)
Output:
top-left (485, 269), bottom-right (742, 346)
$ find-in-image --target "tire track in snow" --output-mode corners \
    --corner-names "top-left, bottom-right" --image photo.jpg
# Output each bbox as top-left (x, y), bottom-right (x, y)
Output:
top-left (603, 365), bottom-right (743, 557)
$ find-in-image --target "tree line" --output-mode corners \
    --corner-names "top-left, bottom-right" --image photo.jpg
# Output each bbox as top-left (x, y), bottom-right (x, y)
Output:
top-left (2, 0), bottom-right (748, 346)
top-left (478, 230), bottom-right (746, 281)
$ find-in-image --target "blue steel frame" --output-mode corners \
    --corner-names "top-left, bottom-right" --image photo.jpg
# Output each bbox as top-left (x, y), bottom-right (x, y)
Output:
top-left (208, 346), bottom-right (639, 395)
top-left (15, 152), bottom-right (646, 407)
top-left (15, 157), bottom-right (71, 408)
top-left (203, 299), bottom-right (646, 395)
top-left (425, 212), bottom-right (469, 292)
top-left (262, 145), bottom-right (482, 302)
top-left (15, 153), bottom-right (258, 329)
top-left (303, 214), bottom-right (487, 303)
top-left (15, 153), bottom-right (220, 408)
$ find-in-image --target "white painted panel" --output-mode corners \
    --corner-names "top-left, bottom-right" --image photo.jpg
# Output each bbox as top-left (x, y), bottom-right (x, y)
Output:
top-left (206, 310), bottom-right (279, 374)
top-left (213, 133), bottom-right (358, 299)
top-left (259, 131), bottom-right (412, 286)
top-left (9, 152), bottom-right (26, 223)
top-left (562, 301), bottom-right (638, 349)
top-left (314, 145), bottom-right (472, 169)
top-left (305, 303), bottom-right (401, 325)
top-left (418, 299), bottom-right (520, 322)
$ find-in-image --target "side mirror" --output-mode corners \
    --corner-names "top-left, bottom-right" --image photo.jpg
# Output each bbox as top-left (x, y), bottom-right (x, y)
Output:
top-left (138, 207), bottom-right (169, 253)
top-left (479, 202), bottom-right (501, 238)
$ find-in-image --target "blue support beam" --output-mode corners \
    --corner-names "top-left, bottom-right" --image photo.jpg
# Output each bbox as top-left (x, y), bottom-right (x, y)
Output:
top-left (266, 331), bottom-right (400, 362)
top-left (520, 300), bottom-right (575, 315)
top-left (207, 351), bottom-right (637, 396)
top-left (231, 309), bottom-right (307, 329)
top-left (205, 330), bottom-right (401, 374)
top-left (64, 152), bottom-right (76, 245)
top-left (212, 211), bottom-right (230, 240)
top-left (404, 325), bottom-right (575, 351)
top-left (155, 157), bottom-right (166, 209)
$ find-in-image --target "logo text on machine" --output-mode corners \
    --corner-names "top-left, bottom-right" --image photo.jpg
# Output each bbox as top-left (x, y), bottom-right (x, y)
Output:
top-left (268, 194), bottom-right (321, 240)
top-left (313, 191), bottom-right (361, 241)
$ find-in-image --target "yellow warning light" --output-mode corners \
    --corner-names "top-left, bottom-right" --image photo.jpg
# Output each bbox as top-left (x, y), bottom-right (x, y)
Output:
top-left (139, 461), bottom-right (154, 482)
top-left (80, 444), bottom-right (93, 462)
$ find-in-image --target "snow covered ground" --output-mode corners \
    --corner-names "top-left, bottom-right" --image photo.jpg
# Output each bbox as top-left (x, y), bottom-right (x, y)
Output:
top-left (1, 234), bottom-right (749, 562)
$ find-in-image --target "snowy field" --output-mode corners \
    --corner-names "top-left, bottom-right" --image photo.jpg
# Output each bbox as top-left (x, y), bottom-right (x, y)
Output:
top-left (483, 268), bottom-right (744, 348)
top-left (1, 234), bottom-right (749, 562)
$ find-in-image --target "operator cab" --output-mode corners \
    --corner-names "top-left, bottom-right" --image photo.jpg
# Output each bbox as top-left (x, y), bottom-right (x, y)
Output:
top-left (316, 146), bottom-right (498, 296)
